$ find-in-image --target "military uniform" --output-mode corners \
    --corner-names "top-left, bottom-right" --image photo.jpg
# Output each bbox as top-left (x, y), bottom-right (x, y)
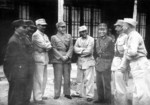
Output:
top-left (32, 18), bottom-right (52, 102)
top-left (51, 32), bottom-right (73, 98)
top-left (3, 19), bottom-right (35, 105)
top-left (119, 18), bottom-right (150, 105)
top-left (111, 19), bottom-right (129, 105)
top-left (95, 35), bottom-right (114, 103)
top-left (74, 35), bottom-right (95, 99)
top-left (24, 20), bottom-right (36, 104)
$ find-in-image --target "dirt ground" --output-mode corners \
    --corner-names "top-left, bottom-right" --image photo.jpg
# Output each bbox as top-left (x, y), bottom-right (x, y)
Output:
top-left (0, 64), bottom-right (133, 105)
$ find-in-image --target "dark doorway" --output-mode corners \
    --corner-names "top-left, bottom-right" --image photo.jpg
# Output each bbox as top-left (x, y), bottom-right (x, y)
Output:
top-left (29, 1), bottom-right (58, 37)
top-left (0, 7), bottom-right (18, 65)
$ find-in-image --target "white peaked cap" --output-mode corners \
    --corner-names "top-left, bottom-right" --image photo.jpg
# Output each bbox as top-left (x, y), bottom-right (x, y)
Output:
top-left (114, 19), bottom-right (124, 26)
top-left (123, 18), bottom-right (137, 27)
top-left (35, 18), bottom-right (47, 25)
top-left (79, 25), bottom-right (87, 32)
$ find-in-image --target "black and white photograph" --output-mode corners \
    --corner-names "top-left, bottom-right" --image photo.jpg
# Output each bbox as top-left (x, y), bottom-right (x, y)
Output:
top-left (0, 0), bottom-right (150, 105)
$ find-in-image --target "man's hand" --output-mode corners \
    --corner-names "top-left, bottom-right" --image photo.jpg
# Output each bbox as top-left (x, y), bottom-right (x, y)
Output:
top-left (63, 56), bottom-right (68, 60)
top-left (61, 56), bottom-right (68, 61)
top-left (118, 67), bottom-right (126, 73)
top-left (81, 48), bottom-right (86, 54)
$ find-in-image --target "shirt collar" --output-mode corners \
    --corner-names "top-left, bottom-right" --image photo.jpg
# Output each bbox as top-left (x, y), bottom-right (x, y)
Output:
top-left (37, 29), bottom-right (44, 36)
top-left (81, 35), bottom-right (89, 40)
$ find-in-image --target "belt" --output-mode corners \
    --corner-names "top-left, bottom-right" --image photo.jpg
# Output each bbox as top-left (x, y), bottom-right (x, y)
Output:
top-left (114, 52), bottom-right (123, 57)
top-left (79, 54), bottom-right (92, 58)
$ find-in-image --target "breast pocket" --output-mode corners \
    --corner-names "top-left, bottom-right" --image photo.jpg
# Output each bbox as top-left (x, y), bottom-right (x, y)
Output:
top-left (64, 38), bottom-right (70, 45)
top-left (117, 40), bottom-right (125, 53)
top-left (56, 41), bottom-right (63, 48)
top-left (117, 40), bottom-right (125, 46)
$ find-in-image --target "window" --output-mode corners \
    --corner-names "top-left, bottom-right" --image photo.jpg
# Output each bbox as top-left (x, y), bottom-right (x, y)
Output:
top-left (71, 7), bottom-right (80, 39)
top-left (84, 8), bottom-right (91, 36)
top-left (93, 9), bottom-right (101, 39)
top-left (0, 0), bottom-right (14, 9)
top-left (137, 13), bottom-right (146, 40)
top-left (64, 6), bottom-right (69, 34)
top-left (64, 6), bottom-right (102, 40)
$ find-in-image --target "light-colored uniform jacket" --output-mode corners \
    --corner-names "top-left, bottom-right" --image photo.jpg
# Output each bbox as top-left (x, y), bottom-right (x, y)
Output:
top-left (51, 33), bottom-right (73, 63)
top-left (32, 30), bottom-right (52, 65)
top-left (74, 35), bottom-right (95, 70)
top-left (111, 33), bottom-right (128, 71)
top-left (119, 30), bottom-right (150, 105)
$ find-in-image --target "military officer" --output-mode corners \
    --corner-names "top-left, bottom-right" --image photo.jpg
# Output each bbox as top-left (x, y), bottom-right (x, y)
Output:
top-left (73, 25), bottom-right (95, 102)
top-left (24, 20), bottom-right (36, 104)
top-left (111, 19), bottom-right (129, 105)
top-left (3, 19), bottom-right (35, 105)
top-left (94, 23), bottom-right (114, 104)
top-left (32, 18), bottom-right (52, 104)
top-left (119, 18), bottom-right (150, 105)
top-left (51, 21), bottom-right (73, 99)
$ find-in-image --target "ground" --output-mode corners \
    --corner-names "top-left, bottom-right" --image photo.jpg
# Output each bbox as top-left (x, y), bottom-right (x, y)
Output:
top-left (0, 64), bottom-right (133, 105)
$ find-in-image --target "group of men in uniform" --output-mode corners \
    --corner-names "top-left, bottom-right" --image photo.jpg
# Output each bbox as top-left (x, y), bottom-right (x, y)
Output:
top-left (3, 17), bottom-right (150, 105)
top-left (3, 18), bottom-right (74, 105)
top-left (109, 18), bottom-right (150, 105)
top-left (116, 18), bottom-right (150, 105)
top-left (72, 18), bottom-right (150, 105)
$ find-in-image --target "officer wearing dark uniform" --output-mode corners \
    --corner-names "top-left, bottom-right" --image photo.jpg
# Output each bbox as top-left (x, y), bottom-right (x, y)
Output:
top-left (94, 23), bottom-right (114, 104)
top-left (24, 20), bottom-right (36, 104)
top-left (3, 19), bottom-right (35, 105)
top-left (25, 20), bottom-right (36, 41)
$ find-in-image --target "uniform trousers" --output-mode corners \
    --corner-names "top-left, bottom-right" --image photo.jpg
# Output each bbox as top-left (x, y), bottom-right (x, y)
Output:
top-left (96, 70), bottom-right (111, 103)
top-left (112, 71), bottom-right (128, 105)
top-left (53, 63), bottom-right (71, 97)
top-left (7, 62), bottom-right (34, 105)
top-left (129, 57), bottom-right (150, 105)
top-left (8, 78), bottom-right (31, 105)
top-left (33, 63), bottom-right (47, 101)
top-left (25, 62), bottom-right (34, 104)
top-left (76, 66), bottom-right (95, 98)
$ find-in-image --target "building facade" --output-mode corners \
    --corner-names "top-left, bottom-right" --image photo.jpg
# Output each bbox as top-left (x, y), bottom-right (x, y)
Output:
top-left (0, 0), bottom-right (149, 64)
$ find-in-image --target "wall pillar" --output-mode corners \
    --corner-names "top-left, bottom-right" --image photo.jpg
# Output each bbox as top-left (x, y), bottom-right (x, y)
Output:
top-left (58, 0), bottom-right (64, 22)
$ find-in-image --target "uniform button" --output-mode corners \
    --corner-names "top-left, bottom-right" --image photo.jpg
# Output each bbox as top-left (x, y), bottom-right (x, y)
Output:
top-left (19, 65), bottom-right (22, 68)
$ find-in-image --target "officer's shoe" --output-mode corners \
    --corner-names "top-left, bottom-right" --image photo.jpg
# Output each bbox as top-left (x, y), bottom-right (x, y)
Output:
top-left (87, 98), bottom-right (93, 102)
top-left (71, 92), bottom-right (82, 98)
top-left (93, 99), bottom-right (104, 103)
top-left (64, 95), bottom-right (72, 99)
top-left (54, 96), bottom-right (60, 99)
